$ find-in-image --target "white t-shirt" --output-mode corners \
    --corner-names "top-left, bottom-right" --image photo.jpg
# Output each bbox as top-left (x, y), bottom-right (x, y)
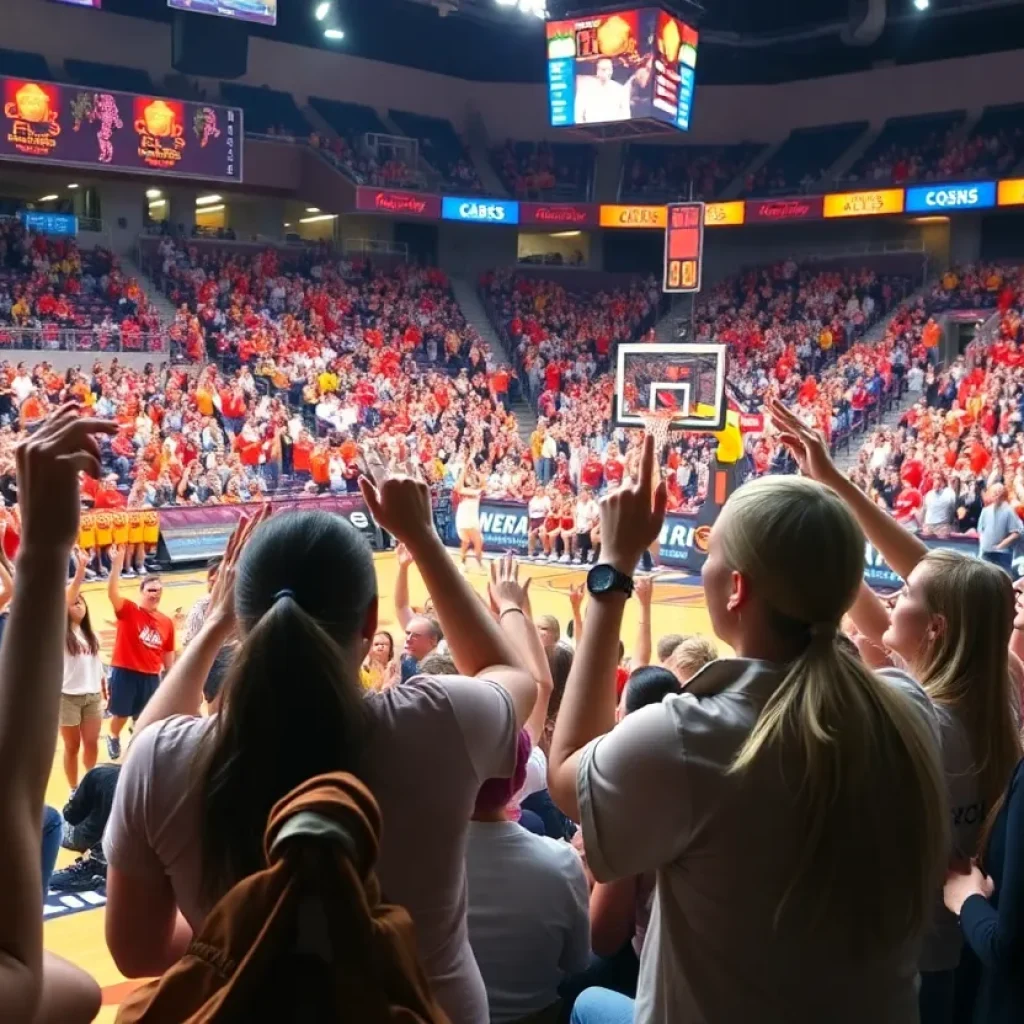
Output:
top-left (576, 499), bottom-right (600, 533)
top-left (465, 821), bottom-right (590, 1024)
top-left (528, 495), bottom-right (551, 522)
top-left (923, 487), bottom-right (956, 528)
top-left (63, 643), bottom-right (104, 696)
top-left (577, 659), bottom-right (939, 1024)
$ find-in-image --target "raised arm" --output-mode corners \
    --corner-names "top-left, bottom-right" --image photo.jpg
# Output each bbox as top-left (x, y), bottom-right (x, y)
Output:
top-left (133, 508), bottom-right (265, 736)
top-left (393, 543), bottom-right (415, 631)
top-left (488, 555), bottom-right (554, 746)
top-left (568, 583), bottom-right (585, 645)
top-left (65, 547), bottom-right (87, 609)
top-left (360, 466), bottom-right (537, 727)
top-left (631, 576), bottom-right (654, 668)
top-left (769, 400), bottom-right (928, 581)
top-left (0, 409), bottom-right (113, 1022)
top-left (107, 542), bottom-right (126, 614)
top-left (549, 436), bottom-right (666, 820)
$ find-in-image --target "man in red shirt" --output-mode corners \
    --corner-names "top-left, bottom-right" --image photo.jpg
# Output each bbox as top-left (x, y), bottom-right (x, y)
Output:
top-left (105, 544), bottom-right (176, 759)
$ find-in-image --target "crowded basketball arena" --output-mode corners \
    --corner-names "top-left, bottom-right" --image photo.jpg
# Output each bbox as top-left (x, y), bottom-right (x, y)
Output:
top-left (0, 0), bottom-right (1023, 1021)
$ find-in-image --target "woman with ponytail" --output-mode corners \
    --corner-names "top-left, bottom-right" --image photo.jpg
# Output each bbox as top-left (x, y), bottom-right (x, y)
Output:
top-left (549, 435), bottom-right (949, 1024)
top-left (770, 400), bottom-right (1023, 1024)
top-left (104, 470), bottom-right (539, 1024)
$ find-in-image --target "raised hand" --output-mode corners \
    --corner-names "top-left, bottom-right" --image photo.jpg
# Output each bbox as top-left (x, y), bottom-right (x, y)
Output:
top-left (635, 575), bottom-right (654, 607)
top-left (489, 551), bottom-right (532, 613)
top-left (17, 405), bottom-right (116, 553)
top-left (569, 582), bottom-right (585, 615)
top-left (208, 503), bottom-right (270, 636)
top-left (396, 542), bottom-right (414, 569)
top-left (358, 458), bottom-right (435, 551)
top-left (598, 433), bottom-right (667, 574)
top-left (767, 399), bottom-right (840, 486)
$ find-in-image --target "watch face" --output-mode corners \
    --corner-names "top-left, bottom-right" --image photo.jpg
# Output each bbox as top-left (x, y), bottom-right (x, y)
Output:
top-left (588, 564), bottom-right (617, 593)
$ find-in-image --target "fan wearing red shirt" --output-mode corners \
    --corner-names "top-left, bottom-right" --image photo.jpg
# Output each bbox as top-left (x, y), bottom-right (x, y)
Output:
top-left (105, 545), bottom-right (176, 760)
top-left (603, 445), bottom-right (625, 488)
top-left (894, 486), bottom-right (923, 526)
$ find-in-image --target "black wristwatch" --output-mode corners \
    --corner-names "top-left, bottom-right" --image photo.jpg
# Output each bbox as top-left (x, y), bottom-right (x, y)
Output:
top-left (587, 563), bottom-right (635, 599)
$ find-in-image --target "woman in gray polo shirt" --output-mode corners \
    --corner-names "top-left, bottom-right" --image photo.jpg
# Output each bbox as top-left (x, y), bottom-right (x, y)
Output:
top-left (549, 435), bottom-right (949, 1024)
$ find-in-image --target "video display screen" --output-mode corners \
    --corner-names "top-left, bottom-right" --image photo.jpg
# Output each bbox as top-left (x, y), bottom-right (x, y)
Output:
top-left (168, 0), bottom-right (277, 26)
top-left (51, 0), bottom-right (102, 7)
top-left (546, 6), bottom-right (698, 131)
top-left (0, 77), bottom-right (243, 182)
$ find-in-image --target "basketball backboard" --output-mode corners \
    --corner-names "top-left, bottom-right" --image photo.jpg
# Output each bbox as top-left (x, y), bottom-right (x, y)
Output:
top-left (613, 342), bottom-right (728, 432)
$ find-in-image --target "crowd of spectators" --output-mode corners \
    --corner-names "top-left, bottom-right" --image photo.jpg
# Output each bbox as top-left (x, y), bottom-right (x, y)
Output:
top-left (309, 131), bottom-right (425, 191)
top-left (491, 140), bottom-right (593, 201)
top-left (621, 143), bottom-right (762, 202)
top-left (0, 221), bottom-right (161, 352)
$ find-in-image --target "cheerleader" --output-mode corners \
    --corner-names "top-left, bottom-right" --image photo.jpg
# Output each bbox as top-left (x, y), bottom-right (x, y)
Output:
top-left (557, 502), bottom-right (576, 564)
top-left (454, 464), bottom-right (485, 570)
top-left (543, 496), bottom-right (563, 562)
top-left (527, 485), bottom-right (552, 560)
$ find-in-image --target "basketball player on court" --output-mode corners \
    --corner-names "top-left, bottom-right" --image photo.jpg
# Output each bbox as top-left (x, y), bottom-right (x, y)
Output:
top-left (105, 543), bottom-right (175, 759)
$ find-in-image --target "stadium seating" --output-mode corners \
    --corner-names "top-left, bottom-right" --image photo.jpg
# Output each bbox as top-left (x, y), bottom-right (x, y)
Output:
top-left (745, 122), bottom-right (868, 196)
top-left (0, 48), bottom-right (52, 81)
top-left (491, 140), bottom-right (595, 201)
top-left (621, 143), bottom-right (764, 201)
top-left (844, 110), bottom-right (967, 185)
top-left (387, 109), bottom-right (483, 192)
top-left (949, 104), bottom-right (1024, 180)
top-left (64, 59), bottom-right (155, 95)
top-left (219, 83), bottom-right (313, 138)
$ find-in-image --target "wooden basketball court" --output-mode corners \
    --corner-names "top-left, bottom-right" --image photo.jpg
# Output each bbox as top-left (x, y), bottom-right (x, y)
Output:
top-left (46, 550), bottom-right (715, 1020)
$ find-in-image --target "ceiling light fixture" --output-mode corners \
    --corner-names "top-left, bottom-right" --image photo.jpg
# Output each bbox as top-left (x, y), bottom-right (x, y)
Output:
top-left (38, 194), bottom-right (59, 202)
top-left (67, 183), bottom-right (79, 190)
top-left (913, 0), bottom-right (929, 9)
top-left (315, 2), bottom-right (331, 19)
top-left (299, 213), bottom-right (338, 223)
top-left (306, 207), bottom-right (321, 213)
top-left (324, 28), bottom-right (345, 40)
top-left (146, 188), bottom-right (162, 199)
top-left (196, 204), bottom-right (225, 214)
top-left (148, 199), bottom-right (167, 208)
top-left (195, 194), bottom-right (223, 206)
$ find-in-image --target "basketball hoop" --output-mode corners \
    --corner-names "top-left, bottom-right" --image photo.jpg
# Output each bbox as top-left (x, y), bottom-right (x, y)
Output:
top-left (638, 408), bottom-right (680, 452)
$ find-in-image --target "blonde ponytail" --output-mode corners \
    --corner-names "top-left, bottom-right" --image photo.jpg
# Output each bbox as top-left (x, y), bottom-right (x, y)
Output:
top-left (720, 477), bottom-right (949, 951)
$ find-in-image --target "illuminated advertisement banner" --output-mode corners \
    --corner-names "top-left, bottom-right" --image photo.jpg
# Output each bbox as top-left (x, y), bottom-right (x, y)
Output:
top-left (354, 186), bottom-right (441, 220)
top-left (905, 181), bottom-right (995, 213)
top-left (599, 204), bottom-right (667, 229)
top-left (744, 196), bottom-right (824, 223)
top-left (168, 0), bottom-right (277, 27)
top-left (823, 188), bottom-right (904, 219)
top-left (997, 179), bottom-right (1024, 207)
top-left (0, 77), bottom-right (241, 182)
top-left (519, 202), bottom-right (599, 229)
top-left (704, 200), bottom-right (745, 226)
top-left (441, 197), bottom-right (520, 225)
top-left (20, 211), bottom-right (77, 235)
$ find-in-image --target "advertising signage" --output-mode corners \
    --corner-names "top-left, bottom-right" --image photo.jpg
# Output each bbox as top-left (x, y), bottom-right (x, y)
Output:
top-left (0, 77), bottom-right (241, 182)
top-left (705, 200), bottom-right (745, 226)
top-left (354, 186), bottom-right (441, 220)
top-left (745, 196), bottom-right (824, 223)
top-left (998, 179), bottom-right (1024, 207)
top-left (520, 202), bottom-right (599, 228)
top-left (441, 197), bottom-right (519, 225)
top-left (905, 181), bottom-right (996, 213)
top-left (599, 204), bottom-right (667, 228)
top-left (19, 211), bottom-right (77, 236)
top-left (823, 188), bottom-right (904, 219)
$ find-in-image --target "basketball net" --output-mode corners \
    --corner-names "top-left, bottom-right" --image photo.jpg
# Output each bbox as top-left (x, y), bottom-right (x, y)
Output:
top-left (638, 408), bottom-right (680, 452)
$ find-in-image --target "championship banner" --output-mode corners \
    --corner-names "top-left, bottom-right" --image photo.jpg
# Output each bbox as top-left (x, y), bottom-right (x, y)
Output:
top-left (157, 496), bottom-right (380, 564)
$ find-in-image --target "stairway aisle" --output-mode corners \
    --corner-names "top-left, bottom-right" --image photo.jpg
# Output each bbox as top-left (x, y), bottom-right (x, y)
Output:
top-left (451, 276), bottom-right (510, 363)
top-left (121, 252), bottom-right (177, 325)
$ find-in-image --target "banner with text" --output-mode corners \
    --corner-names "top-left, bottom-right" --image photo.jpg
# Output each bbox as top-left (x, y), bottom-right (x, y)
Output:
top-left (158, 496), bottom-right (379, 563)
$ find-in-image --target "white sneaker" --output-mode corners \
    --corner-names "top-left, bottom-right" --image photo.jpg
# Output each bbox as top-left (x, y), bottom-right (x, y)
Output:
top-left (559, 553), bottom-right (571, 564)
top-left (547, 552), bottom-right (558, 562)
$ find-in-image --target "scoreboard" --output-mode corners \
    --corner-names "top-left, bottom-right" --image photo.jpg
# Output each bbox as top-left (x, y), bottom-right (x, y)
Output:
top-left (663, 201), bottom-right (705, 293)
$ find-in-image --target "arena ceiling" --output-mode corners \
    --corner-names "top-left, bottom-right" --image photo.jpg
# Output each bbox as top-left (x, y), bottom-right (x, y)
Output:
top-left (103, 0), bottom-right (1024, 83)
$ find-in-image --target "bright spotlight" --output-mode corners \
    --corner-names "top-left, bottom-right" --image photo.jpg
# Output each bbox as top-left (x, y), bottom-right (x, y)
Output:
top-left (913, 0), bottom-right (929, 9)
top-left (324, 27), bottom-right (345, 40)
top-left (315, 1), bottom-right (331, 20)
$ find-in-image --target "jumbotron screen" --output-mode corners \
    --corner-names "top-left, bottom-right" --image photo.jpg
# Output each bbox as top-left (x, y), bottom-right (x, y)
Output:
top-left (167, 0), bottom-right (277, 26)
top-left (546, 7), bottom-right (698, 130)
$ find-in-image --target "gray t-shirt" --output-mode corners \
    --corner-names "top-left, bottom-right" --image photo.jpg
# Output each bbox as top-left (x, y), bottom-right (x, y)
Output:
top-left (978, 501), bottom-right (1023, 553)
top-left (576, 658), bottom-right (940, 1024)
top-left (105, 675), bottom-right (517, 1024)
top-left (923, 487), bottom-right (956, 528)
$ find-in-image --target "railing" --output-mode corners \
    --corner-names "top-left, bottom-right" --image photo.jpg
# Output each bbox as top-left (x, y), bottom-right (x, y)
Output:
top-left (0, 326), bottom-right (166, 354)
top-left (341, 238), bottom-right (410, 259)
